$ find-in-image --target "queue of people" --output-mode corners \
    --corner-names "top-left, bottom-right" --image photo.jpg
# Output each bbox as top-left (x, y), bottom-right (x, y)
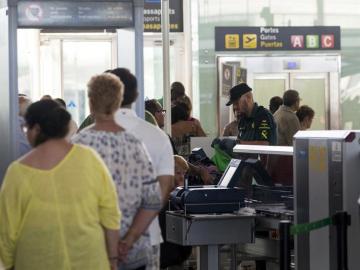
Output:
top-left (4, 69), bottom-right (212, 270)
top-left (2, 71), bottom-right (315, 269)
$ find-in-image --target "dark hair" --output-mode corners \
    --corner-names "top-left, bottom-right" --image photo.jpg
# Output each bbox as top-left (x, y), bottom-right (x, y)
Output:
top-left (54, 98), bottom-right (66, 108)
top-left (41, 94), bottom-right (52, 100)
top-left (269, 96), bottom-right (283, 114)
top-left (171, 104), bottom-right (188, 124)
top-left (25, 100), bottom-right (71, 146)
top-left (176, 95), bottom-right (192, 112)
top-left (283, 90), bottom-right (300, 107)
top-left (145, 99), bottom-right (161, 116)
top-left (108, 68), bottom-right (138, 106)
top-left (171, 81), bottom-right (185, 102)
top-left (296, 105), bottom-right (315, 122)
top-left (175, 102), bottom-right (191, 119)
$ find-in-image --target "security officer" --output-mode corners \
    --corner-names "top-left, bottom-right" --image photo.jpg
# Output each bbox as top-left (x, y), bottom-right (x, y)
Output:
top-left (226, 83), bottom-right (276, 145)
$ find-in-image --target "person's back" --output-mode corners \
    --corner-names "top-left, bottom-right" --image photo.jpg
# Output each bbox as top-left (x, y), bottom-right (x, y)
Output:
top-left (0, 100), bottom-right (120, 270)
top-left (116, 109), bottom-right (172, 171)
top-left (73, 73), bottom-right (162, 269)
top-left (74, 129), bottom-right (160, 267)
top-left (174, 96), bottom-right (206, 135)
top-left (269, 96), bottom-right (283, 114)
top-left (108, 68), bottom-right (174, 270)
top-left (3, 146), bottom-right (118, 270)
top-left (171, 120), bottom-right (205, 158)
top-left (274, 106), bottom-right (300, 146)
top-left (273, 90), bottom-right (301, 146)
top-left (271, 91), bottom-right (301, 185)
top-left (171, 104), bottom-right (206, 158)
top-left (296, 105), bottom-right (315, 130)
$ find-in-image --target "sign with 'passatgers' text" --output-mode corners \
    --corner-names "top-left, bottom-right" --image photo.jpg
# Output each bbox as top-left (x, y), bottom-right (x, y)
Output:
top-left (17, 1), bottom-right (133, 28)
top-left (144, 0), bottom-right (183, 32)
top-left (215, 26), bottom-right (341, 51)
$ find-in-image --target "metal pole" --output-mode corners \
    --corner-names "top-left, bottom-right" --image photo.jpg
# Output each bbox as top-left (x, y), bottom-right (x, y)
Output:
top-left (161, 0), bottom-right (171, 135)
top-left (199, 245), bottom-right (219, 270)
top-left (134, 0), bottom-right (145, 119)
top-left (279, 220), bottom-right (291, 270)
top-left (230, 244), bottom-right (237, 270)
top-left (183, 0), bottom-right (193, 100)
top-left (333, 211), bottom-right (350, 270)
top-left (0, 2), bottom-right (19, 181)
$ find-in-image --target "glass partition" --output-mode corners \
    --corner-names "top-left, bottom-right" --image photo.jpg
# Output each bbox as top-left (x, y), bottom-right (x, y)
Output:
top-left (253, 75), bottom-right (288, 110)
top-left (292, 75), bottom-right (327, 130)
top-left (62, 41), bottom-right (112, 125)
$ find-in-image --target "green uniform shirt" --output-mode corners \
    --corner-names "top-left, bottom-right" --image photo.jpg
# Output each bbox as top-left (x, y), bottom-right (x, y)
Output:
top-left (237, 103), bottom-right (277, 145)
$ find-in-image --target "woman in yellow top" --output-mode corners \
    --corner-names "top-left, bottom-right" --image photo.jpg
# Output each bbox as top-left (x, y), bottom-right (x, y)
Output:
top-left (0, 100), bottom-right (121, 270)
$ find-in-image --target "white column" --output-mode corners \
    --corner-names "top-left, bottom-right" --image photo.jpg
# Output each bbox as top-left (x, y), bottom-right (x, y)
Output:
top-left (0, 3), bottom-right (19, 180)
top-left (162, 0), bottom-right (171, 135)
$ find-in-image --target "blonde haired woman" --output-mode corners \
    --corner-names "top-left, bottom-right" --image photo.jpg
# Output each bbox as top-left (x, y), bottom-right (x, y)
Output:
top-left (73, 73), bottom-right (161, 270)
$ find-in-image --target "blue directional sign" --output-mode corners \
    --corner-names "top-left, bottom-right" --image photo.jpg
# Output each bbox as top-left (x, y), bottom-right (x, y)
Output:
top-left (68, 101), bottom-right (76, 108)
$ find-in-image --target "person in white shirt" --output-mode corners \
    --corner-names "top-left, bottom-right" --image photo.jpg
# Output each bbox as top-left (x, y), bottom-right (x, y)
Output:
top-left (110, 68), bottom-right (175, 270)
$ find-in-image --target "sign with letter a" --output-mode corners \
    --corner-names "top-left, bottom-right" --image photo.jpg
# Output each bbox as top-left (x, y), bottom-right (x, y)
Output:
top-left (291, 35), bottom-right (304, 48)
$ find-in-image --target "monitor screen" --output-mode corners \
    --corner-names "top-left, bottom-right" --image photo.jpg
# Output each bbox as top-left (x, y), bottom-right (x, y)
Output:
top-left (218, 166), bottom-right (237, 187)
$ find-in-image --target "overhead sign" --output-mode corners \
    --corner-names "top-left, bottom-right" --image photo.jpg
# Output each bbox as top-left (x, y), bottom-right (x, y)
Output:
top-left (144, 0), bottom-right (183, 32)
top-left (17, 1), bottom-right (134, 28)
top-left (215, 26), bottom-right (341, 51)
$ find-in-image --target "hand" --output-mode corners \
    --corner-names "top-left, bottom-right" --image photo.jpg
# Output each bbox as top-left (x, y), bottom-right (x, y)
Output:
top-left (200, 167), bottom-right (214, 185)
top-left (109, 259), bottom-right (118, 270)
top-left (118, 240), bottom-right (130, 263)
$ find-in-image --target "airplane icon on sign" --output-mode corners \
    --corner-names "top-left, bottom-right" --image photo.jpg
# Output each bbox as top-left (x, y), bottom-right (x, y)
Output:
top-left (245, 36), bottom-right (256, 43)
top-left (243, 34), bottom-right (257, 48)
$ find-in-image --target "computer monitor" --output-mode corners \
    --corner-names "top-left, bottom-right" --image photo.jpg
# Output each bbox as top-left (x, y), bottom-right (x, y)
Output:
top-left (217, 158), bottom-right (274, 188)
top-left (218, 159), bottom-right (243, 188)
top-left (245, 159), bottom-right (274, 186)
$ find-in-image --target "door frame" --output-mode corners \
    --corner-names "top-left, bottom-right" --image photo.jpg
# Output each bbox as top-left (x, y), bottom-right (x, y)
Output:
top-left (217, 54), bottom-right (341, 134)
top-left (143, 33), bottom-right (186, 98)
top-left (290, 72), bottom-right (330, 129)
top-left (39, 32), bottom-right (118, 99)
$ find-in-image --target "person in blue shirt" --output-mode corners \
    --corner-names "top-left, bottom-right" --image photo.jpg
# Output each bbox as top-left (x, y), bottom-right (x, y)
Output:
top-left (17, 94), bottom-right (32, 157)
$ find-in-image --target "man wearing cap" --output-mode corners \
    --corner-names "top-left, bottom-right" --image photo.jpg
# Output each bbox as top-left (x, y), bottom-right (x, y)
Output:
top-left (226, 83), bottom-right (276, 145)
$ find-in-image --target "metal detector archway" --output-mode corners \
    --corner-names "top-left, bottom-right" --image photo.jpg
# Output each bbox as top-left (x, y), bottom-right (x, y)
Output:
top-left (0, 0), bottom-right (145, 179)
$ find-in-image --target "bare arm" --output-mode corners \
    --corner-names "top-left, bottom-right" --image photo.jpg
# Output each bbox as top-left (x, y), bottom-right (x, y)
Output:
top-left (188, 163), bottom-right (214, 185)
top-left (123, 209), bottom-right (158, 247)
top-left (157, 175), bottom-right (175, 204)
top-left (104, 228), bottom-right (119, 270)
top-left (196, 123), bottom-right (206, 137)
top-left (118, 209), bottom-right (159, 262)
